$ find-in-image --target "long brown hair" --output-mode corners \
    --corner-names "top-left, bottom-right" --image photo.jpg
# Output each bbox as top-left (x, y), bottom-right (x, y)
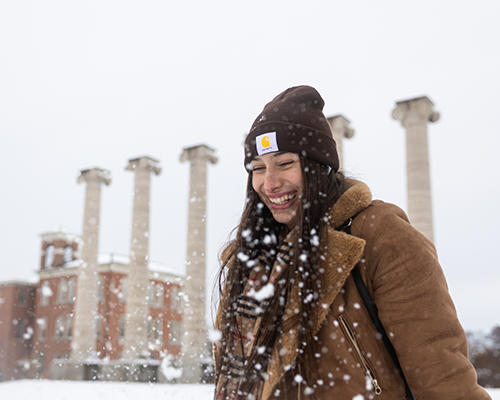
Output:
top-left (215, 156), bottom-right (346, 396)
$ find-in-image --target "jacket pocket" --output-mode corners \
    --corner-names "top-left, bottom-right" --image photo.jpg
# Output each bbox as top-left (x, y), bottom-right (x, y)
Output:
top-left (338, 314), bottom-right (382, 396)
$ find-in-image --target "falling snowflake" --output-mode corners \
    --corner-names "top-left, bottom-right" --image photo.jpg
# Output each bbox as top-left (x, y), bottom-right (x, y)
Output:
top-left (237, 252), bottom-right (249, 262)
top-left (160, 355), bottom-right (182, 381)
top-left (41, 284), bottom-right (53, 297)
top-left (208, 329), bottom-right (222, 343)
top-left (304, 387), bottom-right (314, 395)
top-left (247, 283), bottom-right (274, 301)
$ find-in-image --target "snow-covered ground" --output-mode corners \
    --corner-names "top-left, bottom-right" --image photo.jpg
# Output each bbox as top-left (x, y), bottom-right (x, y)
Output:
top-left (0, 380), bottom-right (213, 400)
top-left (0, 380), bottom-right (499, 400)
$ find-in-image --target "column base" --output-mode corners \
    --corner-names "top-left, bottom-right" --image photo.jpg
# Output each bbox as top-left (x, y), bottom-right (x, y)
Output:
top-left (50, 359), bottom-right (163, 383)
top-left (179, 358), bottom-right (214, 384)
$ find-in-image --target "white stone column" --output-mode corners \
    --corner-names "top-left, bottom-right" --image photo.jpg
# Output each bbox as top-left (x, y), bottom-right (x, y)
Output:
top-left (392, 96), bottom-right (440, 242)
top-left (179, 144), bottom-right (218, 383)
top-left (71, 168), bottom-right (111, 361)
top-left (327, 115), bottom-right (355, 170)
top-left (123, 156), bottom-right (161, 360)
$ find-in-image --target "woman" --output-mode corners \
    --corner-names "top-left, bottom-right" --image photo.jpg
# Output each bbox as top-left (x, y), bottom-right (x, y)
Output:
top-left (213, 86), bottom-right (490, 399)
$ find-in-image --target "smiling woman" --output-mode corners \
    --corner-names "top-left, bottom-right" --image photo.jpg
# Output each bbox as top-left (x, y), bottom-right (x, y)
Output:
top-left (250, 152), bottom-right (303, 228)
top-left (213, 86), bottom-right (491, 400)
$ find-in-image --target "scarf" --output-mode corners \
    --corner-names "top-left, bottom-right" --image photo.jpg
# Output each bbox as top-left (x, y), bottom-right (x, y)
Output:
top-left (215, 239), bottom-right (293, 400)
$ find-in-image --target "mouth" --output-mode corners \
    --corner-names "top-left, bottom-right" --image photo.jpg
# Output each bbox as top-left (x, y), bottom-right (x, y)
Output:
top-left (268, 193), bottom-right (297, 205)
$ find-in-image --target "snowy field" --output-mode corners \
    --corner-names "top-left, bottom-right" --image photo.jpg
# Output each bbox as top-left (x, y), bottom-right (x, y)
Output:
top-left (0, 380), bottom-right (499, 400)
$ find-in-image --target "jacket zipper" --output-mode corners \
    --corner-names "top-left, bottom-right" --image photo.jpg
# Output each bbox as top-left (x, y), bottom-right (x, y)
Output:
top-left (297, 363), bottom-right (301, 400)
top-left (338, 314), bottom-right (382, 396)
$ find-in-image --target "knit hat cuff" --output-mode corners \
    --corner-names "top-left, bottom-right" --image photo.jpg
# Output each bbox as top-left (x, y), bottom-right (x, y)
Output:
top-left (244, 121), bottom-right (339, 171)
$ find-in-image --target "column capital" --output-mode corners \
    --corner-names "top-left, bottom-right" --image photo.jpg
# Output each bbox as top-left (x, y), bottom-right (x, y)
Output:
top-left (392, 96), bottom-right (440, 125)
top-left (180, 144), bottom-right (218, 165)
top-left (125, 155), bottom-right (162, 175)
top-left (77, 167), bottom-right (112, 185)
top-left (327, 114), bottom-right (355, 139)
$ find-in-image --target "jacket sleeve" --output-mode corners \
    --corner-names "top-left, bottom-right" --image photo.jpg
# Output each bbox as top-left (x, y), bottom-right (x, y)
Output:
top-left (353, 201), bottom-right (491, 400)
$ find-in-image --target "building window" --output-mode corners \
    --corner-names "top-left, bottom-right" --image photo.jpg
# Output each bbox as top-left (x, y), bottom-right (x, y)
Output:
top-left (148, 282), bottom-right (155, 306)
top-left (63, 246), bottom-right (73, 263)
top-left (147, 317), bottom-right (163, 344)
top-left (169, 321), bottom-right (182, 345)
top-left (119, 315), bottom-right (125, 340)
top-left (171, 286), bottom-right (178, 310)
top-left (66, 314), bottom-right (73, 339)
top-left (40, 281), bottom-right (52, 306)
top-left (97, 277), bottom-right (104, 303)
top-left (67, 278), bottom-right (75, 303)
top-left (119, 277), bottom-right (127, 303)
top-left (156, 284), bottom-right (164, 308)
top-left (96, 315), bottom-right (102, 339)
top-left (37, 317), bottom-right (48, 341)
top-left (55, 315), bottom-right (65, 340)
top-left (154, 319), bottom-right (163, 343)
top-left (14, 319), bottom-right (24, 340)
top-left (18, 289), bottom-right (27, 306)
top-left (37, 353), bottom-right (45, 374)
top-left (147, 317), bottom-right (152, 341)
top-left (45, 245), bottom-right (55, 269)
top-left (57, 279), bottom-right (68, 304)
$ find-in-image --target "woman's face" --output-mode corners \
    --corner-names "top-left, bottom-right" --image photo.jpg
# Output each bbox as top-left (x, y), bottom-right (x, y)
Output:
top-left (250, 152), bottom-right (304, 229)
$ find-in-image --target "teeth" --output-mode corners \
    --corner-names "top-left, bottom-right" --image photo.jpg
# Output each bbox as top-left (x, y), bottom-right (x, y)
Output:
top-left (269, 193), bottom-right (296, 205)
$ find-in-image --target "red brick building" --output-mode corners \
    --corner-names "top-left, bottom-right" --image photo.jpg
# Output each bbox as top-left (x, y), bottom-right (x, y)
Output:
top-left (0, 228), bottom-right (184, 381)
top-left (0, 281), bottom-right (37, 381)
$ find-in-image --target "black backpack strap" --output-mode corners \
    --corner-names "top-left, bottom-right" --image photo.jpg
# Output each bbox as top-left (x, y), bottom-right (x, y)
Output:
top-left (343, 219), bottom-right (416, 400)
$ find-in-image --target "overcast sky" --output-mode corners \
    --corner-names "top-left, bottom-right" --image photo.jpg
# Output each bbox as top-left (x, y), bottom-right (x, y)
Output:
top-left (1, 1), bottom-right (499, 333)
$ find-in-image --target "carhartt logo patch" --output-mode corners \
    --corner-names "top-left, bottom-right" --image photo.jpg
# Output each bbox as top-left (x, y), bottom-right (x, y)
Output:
top-left (256, 132), bottom-right (278, 155)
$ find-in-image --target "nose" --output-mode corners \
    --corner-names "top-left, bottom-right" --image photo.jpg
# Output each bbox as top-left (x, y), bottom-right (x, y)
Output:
top-left (263, 169), bottom-right (282, 192)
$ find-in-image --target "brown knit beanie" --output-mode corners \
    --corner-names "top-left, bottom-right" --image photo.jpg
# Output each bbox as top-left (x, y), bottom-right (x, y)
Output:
top-left (244, 85), bottom-right (339, 172)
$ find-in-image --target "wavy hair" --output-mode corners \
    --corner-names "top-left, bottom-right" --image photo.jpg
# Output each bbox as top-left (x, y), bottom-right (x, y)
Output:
top-left (215, 156), bottom-right (347, 397)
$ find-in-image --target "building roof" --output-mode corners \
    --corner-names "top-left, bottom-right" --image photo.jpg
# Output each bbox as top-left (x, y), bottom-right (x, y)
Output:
top-left (98, 253), bottom-right (184, 277)
top-left (39, 226), bottom-right (82, 243)
top-left (3, 252), bottom-right (185, 286)
top-left (0, 280), bottom-right (38, 288)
